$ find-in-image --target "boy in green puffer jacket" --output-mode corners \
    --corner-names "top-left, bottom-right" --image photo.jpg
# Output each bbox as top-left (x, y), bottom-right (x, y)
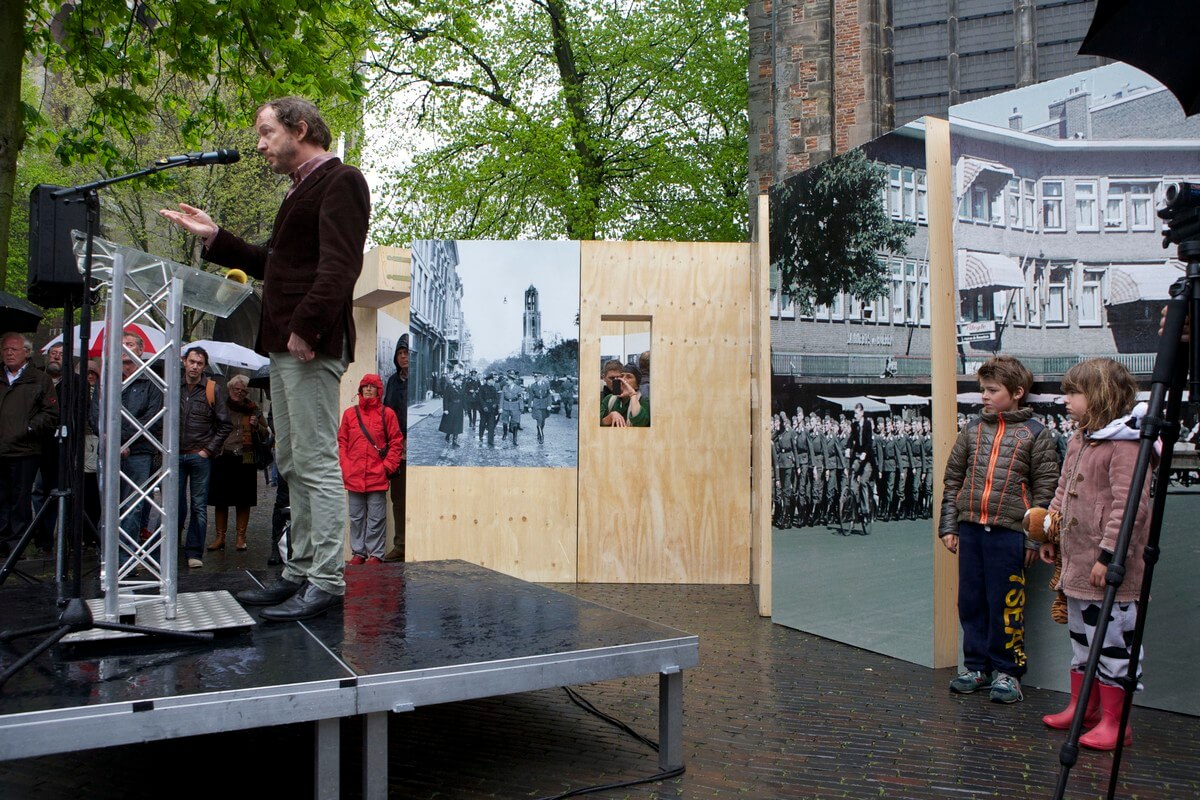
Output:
top-left (939, 355), bottom-right (1060, 703)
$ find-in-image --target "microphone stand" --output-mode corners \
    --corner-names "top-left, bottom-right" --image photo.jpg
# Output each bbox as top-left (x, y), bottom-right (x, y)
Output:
top-left (0, 157), bottom-right (219, 690)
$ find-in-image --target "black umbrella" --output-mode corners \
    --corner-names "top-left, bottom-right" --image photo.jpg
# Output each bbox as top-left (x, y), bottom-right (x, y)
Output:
top-left (1079, 0), bottom-right (1200, 116)
top-left (0, 291), bottom-right (45, 333)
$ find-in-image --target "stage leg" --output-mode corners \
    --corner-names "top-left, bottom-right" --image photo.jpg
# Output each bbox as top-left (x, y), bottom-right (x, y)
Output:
top-left (362, 711), bottom-right (388, 800)
top-left (314, 717), bottom-right (340, 798)
top-left (658, 668), bottom-right (683, 771)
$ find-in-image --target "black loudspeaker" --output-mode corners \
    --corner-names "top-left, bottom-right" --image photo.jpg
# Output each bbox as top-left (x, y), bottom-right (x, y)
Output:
top-left (28, 184), bottom-right (90, 308)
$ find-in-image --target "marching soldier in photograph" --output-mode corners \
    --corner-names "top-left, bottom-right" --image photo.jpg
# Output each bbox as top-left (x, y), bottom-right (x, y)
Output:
top-left (792, 414), bottom-right (814, 527)
top-left (528, 370), bottom-right (552, 443)
top-left (893, 419), bottom-right (912, 521)
top-left (463, 369), bottom-right (482, 429)
top-left (822, 418), bottom-right (842, 524)
top-left (807, 416), bottom-right (826, 526)
top-left (771, 415), bottom-right (784, 528)
top-left (775, 415), bottom-right (798, 528)
top-left (478, 373), bottom-right (500, 447)
top-left (918, 418), bottom-right (933, 518)
top-left (904, 420), bottom-right (922, 520)
top-left (500, 370), bottom-right (523, 445)
top-left (878, 419), bottom-right (898, 521)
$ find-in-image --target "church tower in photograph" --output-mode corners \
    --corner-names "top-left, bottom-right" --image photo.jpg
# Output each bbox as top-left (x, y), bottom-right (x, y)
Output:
top-left (522, 284), bottom-right (542, 356)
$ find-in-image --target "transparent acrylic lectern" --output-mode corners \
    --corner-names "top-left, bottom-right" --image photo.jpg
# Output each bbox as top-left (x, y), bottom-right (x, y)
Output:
top-left (72, 233), bottom-right (256, 632)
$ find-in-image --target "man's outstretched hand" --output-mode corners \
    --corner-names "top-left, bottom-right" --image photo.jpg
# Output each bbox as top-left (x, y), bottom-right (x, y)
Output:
top-left (159, 203), bottom-right (218, 241)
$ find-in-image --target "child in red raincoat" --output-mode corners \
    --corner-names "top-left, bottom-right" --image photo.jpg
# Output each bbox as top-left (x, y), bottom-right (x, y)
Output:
top-left (337, 374), bottom-right (403, 564)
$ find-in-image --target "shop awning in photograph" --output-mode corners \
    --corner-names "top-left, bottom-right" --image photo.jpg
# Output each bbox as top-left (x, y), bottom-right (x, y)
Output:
top-left (868, 394), bottom-right (930, 407)
top-left (956, 156), bottom-right (1016, 198)
top-left (1137, 389), bottom-right (1189, 402)
top-left (817, 395), bottom-right (890, 413)
top-left (1027, 393), bottom-right (1065, 405)
top-left (957, 392), bottom-right (982, 405)
top-left (956, 250), bottom-right (1026, 292)
top-left (1106, 263), bottom-right (1182, 305)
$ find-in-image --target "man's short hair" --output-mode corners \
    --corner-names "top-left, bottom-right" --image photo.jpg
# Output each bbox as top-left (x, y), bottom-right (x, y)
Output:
top-left (602, 359), bottom-right (623, 375)
top-left (1, 332), bottom-right (31, 354)
top-left (259, 96), bottom-right (333, 150)
top-left (637, 350), bottom-right (650, 372)
top-left (976, 355), bottom-right (1033, 406)
top-left (47, 342), bottom-right (63, 354)
top-left (122, 331), bottom-right (145, 352)
top-left (183, 345), bottom-right (209, 366)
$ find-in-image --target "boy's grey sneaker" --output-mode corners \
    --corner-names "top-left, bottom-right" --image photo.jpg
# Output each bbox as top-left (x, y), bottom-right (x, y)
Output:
top-left (989, 672), bottom-right (1024, 703)
top-left (949, 670), bottom-right (991, 694)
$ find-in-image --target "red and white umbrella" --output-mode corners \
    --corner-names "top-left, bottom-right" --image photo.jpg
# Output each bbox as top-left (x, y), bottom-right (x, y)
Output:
top-left (42, 323), bottom-right (167, 358)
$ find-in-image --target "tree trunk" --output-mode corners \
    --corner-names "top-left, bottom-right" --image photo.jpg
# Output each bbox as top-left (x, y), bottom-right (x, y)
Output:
top-left (0, 0), bottom-right (28, 291)
top-left (543, 0), bottom-right (601, 240)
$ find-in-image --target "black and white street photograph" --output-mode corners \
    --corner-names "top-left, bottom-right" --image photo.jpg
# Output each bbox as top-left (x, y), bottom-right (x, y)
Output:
top-left (405, 239), bottom-right (580, 468)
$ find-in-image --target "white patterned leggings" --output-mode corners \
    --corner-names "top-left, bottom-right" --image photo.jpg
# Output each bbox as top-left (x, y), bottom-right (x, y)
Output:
top-left (1067, 596), bottom-right (1144, 691)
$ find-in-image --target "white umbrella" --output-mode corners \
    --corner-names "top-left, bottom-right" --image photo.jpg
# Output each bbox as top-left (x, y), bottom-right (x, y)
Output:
top-left (181, 340), bottom-right (269, 371)
top-left (817, 395), bottom-right (890, 413)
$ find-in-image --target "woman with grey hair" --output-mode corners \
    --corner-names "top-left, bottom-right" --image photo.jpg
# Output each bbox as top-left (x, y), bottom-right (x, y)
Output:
top-left (207, 374), bottom-right (268, 551)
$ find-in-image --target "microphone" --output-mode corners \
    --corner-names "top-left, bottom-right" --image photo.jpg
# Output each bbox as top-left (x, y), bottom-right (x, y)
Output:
top-left (155, 149), bottom-right (241, 167)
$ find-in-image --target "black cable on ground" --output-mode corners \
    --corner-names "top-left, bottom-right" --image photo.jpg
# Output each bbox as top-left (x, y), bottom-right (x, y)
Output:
top-left (534, 687), bottom-right (686, 800)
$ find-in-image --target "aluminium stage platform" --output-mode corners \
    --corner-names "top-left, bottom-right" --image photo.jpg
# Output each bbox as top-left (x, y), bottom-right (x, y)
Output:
top-left (0, 560), bottom-right (699, 798)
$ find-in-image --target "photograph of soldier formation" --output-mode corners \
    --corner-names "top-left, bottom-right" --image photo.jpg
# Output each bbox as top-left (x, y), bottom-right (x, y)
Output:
top-left (403, 240), bottom-right (580, 469)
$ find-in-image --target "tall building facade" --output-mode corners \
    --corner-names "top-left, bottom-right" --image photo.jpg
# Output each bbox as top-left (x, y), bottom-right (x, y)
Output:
top-left (409, 239), bottom-right (463, 401)
top-left (521, 285), bottom-right (542, 356)
top-left (749, 0), bottom-right (1106, 198)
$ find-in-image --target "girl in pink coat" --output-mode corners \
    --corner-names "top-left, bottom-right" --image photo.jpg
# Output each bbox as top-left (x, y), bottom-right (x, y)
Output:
top-left (1039, 358), bottom-right (1153, 751)
top-left (337, 374), bottom-right (403, 564)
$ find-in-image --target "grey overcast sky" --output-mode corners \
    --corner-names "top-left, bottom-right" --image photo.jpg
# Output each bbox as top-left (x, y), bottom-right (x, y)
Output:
top-left (450, 240), bottom-right (581, 364)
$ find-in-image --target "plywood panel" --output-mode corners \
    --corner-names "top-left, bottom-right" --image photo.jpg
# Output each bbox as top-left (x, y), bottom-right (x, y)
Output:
top-left (579, 241), bottom-right (752, 584)
top-left (751, 195), bottom-right (773, 615)
top-left (407, 467), bottom-right (576, 582)
top-left (926, 116), bottom-right (960, 668)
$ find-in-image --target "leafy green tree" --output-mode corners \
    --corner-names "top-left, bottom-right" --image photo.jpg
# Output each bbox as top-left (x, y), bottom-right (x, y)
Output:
top-left (365, 0), bottom-right (747, 244)
top-left (769, 148), bottom-right (916, 310)
top-left (1, 0), bottom-right (370, 290)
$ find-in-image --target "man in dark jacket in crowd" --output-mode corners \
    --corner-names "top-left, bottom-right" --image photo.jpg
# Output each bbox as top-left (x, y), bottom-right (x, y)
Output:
top-left (178, 346), bottom-right (231, 568)
top-left (383, 335), bottom-right (409, 562)
top-left (0, 332), bottom-right (59, 557)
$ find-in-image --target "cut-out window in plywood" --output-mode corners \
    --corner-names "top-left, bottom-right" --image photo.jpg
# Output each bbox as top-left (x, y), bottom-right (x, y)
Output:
top-left (599, 315), bottom-right (651, 428)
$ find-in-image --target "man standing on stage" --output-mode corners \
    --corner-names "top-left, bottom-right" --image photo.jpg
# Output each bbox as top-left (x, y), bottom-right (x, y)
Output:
top-left (161, 96), bottom-right (370, 620)
top-left (0, 332), bottom-right (58, 558)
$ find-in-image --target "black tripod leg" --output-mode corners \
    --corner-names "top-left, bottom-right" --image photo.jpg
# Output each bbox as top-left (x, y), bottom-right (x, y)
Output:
top-left (1053, 287), bottom-right (1190, 800)
top-left (92, 622), bottom-right (214, 643)
top-left (0, 621), bottom-right (66, 643)
top-left (0, 496), bottom-right (54, 586)
top-left (0, 625), bottom-right (72, 687)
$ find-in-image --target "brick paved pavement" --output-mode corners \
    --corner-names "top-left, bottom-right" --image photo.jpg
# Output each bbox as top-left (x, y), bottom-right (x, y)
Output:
top-left (2, 482), bottom-right (1198, 799)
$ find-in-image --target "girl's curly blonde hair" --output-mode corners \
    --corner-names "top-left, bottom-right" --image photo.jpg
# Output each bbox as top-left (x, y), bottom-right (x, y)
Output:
top-left (1061, 358), bottom-right (1138, 433)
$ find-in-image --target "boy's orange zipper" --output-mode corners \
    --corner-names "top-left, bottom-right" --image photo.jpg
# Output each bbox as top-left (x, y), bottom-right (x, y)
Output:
top-left (978, 417), bottom-right (1006, 525)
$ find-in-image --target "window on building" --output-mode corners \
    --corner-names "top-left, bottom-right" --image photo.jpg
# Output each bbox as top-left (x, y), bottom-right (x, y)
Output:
top-left (875, 294), bottom-right (890, 324)
top-left (960, 291), bottom-right (994, 323)
top-left (830, 293), bottom-right (845, 321)
top-left (891, 259), bottom-right (904, 324)
top-left (1027, 266), bottom-right (1043, 327)
top-left (1105, 183), bottom-right (1126, 230)
top-left (1006, 179), bottom-right (1022, 228)
top-left (1079, 270), bottom-right (1103, 326)
top-left (779, 293), bottom-right (796, 320)
top-left (916, 171), bottom-right (928, 223)
top-left (1128, 182), bottom-right (1157, 231)
top-left (889, 167), bottom-right (902, 220)
top-left (1042, 180), bottom-right (1064, 231)
top-left (1023, 179), bottom-right (1037, 230)
top-left (906, 261), bottom-right (919, 324)
top-left (1075, 180), bottom-right (1098, 231)
top-left (1046, 267), bottom-right (1071, 326)
top-left (847, 294), bottom-right (862, 322)
top-left (919, 263), bottom-right (931, 325)
top-left (993, 289), bottom-right (1008, 322)
top-left (1012, 285), bottom-right (1027, 326)
top-left (972, 185), bottom-right (990, 222)
top-left (903, 168), bottom-right (917, 221)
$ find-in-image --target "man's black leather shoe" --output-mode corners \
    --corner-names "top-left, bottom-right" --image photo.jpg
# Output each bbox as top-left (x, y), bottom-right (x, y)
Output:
top-left (259, 582), bottom-right (343, 622)
top-left (236, 577), bottom-right (304, 606)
